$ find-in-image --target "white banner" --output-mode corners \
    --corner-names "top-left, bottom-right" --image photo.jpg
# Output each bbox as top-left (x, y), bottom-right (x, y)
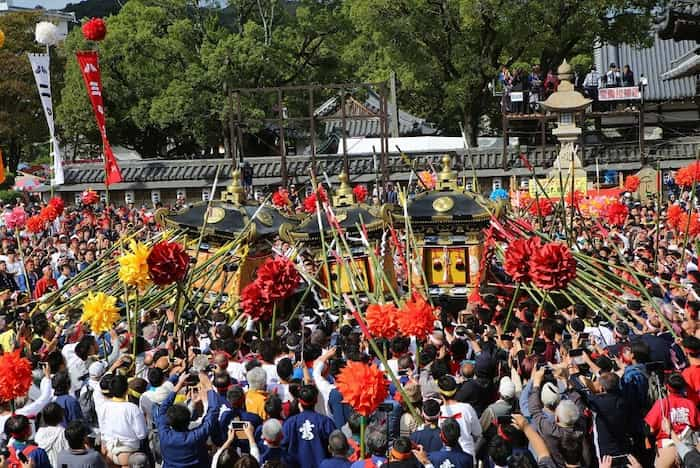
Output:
top-left (28, 53), bottom-right (64, 185)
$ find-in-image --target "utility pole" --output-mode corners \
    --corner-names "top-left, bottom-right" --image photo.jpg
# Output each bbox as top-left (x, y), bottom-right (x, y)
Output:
top-left (388, 71), bottom-right (400, 138)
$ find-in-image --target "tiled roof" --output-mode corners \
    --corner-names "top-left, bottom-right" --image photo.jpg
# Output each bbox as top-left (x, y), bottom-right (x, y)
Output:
top-left (55, 139), bottom-right (700, 190)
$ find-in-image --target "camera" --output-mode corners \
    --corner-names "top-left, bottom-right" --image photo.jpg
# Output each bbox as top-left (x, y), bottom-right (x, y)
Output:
top-left (185, 372), bottom-right (200, 386)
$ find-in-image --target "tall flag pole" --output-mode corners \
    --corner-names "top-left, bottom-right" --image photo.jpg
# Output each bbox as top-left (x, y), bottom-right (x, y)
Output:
top-left (30, 21), bottom-right (64, 187)
top-left (76, 51), bottom-right (122, 186)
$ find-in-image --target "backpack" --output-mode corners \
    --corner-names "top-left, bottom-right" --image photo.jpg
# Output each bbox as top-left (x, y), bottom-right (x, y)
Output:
top-left (7, 444), bottom-right (37, 468)
top-left (78, 383), bottom-right (98, 426)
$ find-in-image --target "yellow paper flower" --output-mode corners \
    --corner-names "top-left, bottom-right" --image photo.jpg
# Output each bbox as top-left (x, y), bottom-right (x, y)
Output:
top-left (118, 240), bottom-right (151, 289)
top-left (81, 292), bottom-right (120, 334)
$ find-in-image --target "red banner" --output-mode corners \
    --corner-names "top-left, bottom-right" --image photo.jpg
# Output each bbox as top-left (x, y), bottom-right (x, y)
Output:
top-left (76, 51), bottom-right (122, 186)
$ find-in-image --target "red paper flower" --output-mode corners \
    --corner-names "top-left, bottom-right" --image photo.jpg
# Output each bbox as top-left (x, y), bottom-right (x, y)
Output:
top-left (39, 205), bottom-right (58, 223)
top-left (82, 17), bottom-right (107, 41)
top-left (397, 292), bottom-right (437, 338)
top-left (365, 303), bottom-right (399, 339)
top-left (48, 196), bottom-right (65, 216)
top-left (271, 188), bottom-right (290, 208)
top-left (256, 256), bottom-right (300, 301)
top-left (565, 190), bottom-right (583, 208)
top-left (603, 201), bottom-right (629, 227)
top-left (675, 162), bottom-right (700, 188)
top-left (504, 237), bottom-right (541, 283)
top-left (668, 205), bottom-right (684, 230)
top-left (335, 361), bottom-right (388, 416)
top-left (528, 242), bottom-right (577, 291)
top-left (0, 350), bottom-right (33, 402)
top-left (26, 215), bottom-right (45, 234)
top-left (147, 241), bottom-right (190, 285)
top-left (240, 282), bottom-right (273, 321)
top-left (303, 187), bottom-right (328, 214)
top-left (624, 175), bottom-right (640, 192)
top-left (528, 198), bottom-right (553, 217)
top-left (353, 185), bottom-right (368, 203)
top-left (81, 189), bottom-right (99, 205)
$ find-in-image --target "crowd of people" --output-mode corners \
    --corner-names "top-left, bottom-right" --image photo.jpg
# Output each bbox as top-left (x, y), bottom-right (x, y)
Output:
top-left (498, 62), bottom-right (639, 114)
top-left (1, 182), bottom-right (700, 468)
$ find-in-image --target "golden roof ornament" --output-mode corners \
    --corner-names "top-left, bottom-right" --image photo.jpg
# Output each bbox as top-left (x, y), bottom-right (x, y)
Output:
top-left (436, 154), bottom-right (459, 191)
top-left (333, 172), bottom-right (355, 207)
top-left (221, 169), bottom-right (246, 205)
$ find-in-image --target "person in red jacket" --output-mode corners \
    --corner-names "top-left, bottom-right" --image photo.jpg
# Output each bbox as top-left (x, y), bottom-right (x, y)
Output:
top-left (645, 373), bottom-right (700, 467)
top-left (33, 265), bottom-right (57, 298)
top-left (682, 336), bottom-right (700, 407)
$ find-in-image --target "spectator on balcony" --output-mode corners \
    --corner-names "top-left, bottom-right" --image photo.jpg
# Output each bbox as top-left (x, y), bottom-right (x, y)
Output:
top-left (622, 64), bottom-right (635, 87)
top-left (529, 65), bottom-right (543, 112)
top-left (583, 66), bottom-right (600, 99)
top-left (498, 65), bottom-right (512, 88)
top-left (511, 68), bottom-right (529, 114)
top-left (543, 69), bottom-right (558, 98)
top-left (605, 63), bottom-right (621, 88)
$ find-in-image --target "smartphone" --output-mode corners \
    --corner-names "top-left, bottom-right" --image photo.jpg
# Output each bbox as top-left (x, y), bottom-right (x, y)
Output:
top-left (569, 349), bottom-right (584, 357)
top-left (229, 420), bottom-right (247, 430)
top-left (579, 333), bottom-right (589, 342)
top-left (378, 403), bottom-right (394, 412)
top-left (496, 415), bottom-right (512, 425)
top-left (17, 452), bottom-right (28, 464)
top-left (610, 455), bottom-right (630, 468)
top-left (192, 347), bottom-right (201, 355)
top-left (500, 334), bottom-right (514, 341)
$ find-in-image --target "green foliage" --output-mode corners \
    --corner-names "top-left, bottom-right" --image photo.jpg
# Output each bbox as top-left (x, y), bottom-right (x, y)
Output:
top-left (0, 190), bottom-right (23, 204)
top-left (0, 12), bottom-right (61, 173)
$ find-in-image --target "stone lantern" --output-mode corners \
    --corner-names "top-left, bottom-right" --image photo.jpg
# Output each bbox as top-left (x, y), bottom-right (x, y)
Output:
top-left (537, 60), bottom-right (592, 196)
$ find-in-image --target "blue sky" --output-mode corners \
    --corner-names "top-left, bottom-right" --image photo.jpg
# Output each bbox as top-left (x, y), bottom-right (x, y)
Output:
top-left (15, 0), bottom-right (71, 8)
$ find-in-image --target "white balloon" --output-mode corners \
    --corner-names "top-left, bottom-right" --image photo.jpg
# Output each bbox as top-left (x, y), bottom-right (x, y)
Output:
top-left (35, 21), bottom-right (59, 46)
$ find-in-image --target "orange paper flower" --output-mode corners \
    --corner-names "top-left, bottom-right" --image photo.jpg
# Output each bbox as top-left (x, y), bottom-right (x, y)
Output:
top-left (397, 292), bottom-right (437, 338)
top-left (675, 162), bottom-right (700, 188)
top-left (0, 350), bottom-right (33, 402)
top-left (603, 201), bottom-right (629, 227)
top-left (668, 205), bottom-right (683, 230)
top-left (365, 303), bottom-right (399, 339)
top-left (624, 175), bottom-right (640, 192)
top-left (335, 361), bottom-right (388, 416)
top-left (26, 215), bottom-right (45, 234)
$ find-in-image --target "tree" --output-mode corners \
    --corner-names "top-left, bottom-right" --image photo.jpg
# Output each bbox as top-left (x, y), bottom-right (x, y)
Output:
top-left (57, 0), bottom-right (352, 159)
top-left (344, 0), bottom-right (658, 145)
top-left (0, 11), bottom-right (63, 172)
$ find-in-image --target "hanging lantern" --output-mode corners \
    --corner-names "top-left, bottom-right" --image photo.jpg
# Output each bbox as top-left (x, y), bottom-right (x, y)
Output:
top-left (82, 18), bottom-right (107, 41)
top-left (0, 29), bottom-right (5, 49)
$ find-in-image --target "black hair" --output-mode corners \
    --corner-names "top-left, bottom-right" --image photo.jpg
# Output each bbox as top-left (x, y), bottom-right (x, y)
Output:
top-left (75, 336), bottom-right (96, 361)
top-left (166, 404), bottom-right (191, 432)
top-left (41, 402), bottom-right (64, 426)
top-left (298, 385), bottom-right (318, 409)
top-left (392, 436), bottom-right (413, 454)
top-left (390, 336), bottom-right (409, 355)
top-left (259, 341), bottom-right (276, 364)
top-left (46, 350), bottom-right (65, 374)
top-left (276, 358), bottom-right (293, 381)
top-left (4, 415), bottom-right (30, 440)
top-left (52, 370), bottom-right (71, 396)
top-left (147, 367), bottom-right (165, 388)
top-left (440, 419), bottom-right (461, 447)
top-left (630, 340), bottom-right (650, 363)
top-left (110, 374), bottom-right (128, 398)
top-left (64, 420), bottom-right (89, 450)
top-left (347, 411), bottom-right (362, 434)
top-left (264, 394), bottom-right (283, 420)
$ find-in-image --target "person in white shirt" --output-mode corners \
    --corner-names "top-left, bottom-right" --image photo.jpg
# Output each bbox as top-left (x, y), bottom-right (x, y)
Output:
top-left (98, 374), bottom-right (147, 467)
top-left (313, 347), bottom-right (338, 417)
top-left (438, 375), bottom-right (482, 456)
top-left (34, 402), bottom-right (70, 468)
top-left (139, 367), bottom-right (175, 424)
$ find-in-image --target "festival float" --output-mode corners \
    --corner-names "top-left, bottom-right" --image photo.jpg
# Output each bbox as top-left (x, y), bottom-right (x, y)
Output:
top-left (156, 169), bottom-right (299, 301)
top-left (280, 172), bottom-right (395, 308)
top-left (392, 155), bottom-right (497, 304)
